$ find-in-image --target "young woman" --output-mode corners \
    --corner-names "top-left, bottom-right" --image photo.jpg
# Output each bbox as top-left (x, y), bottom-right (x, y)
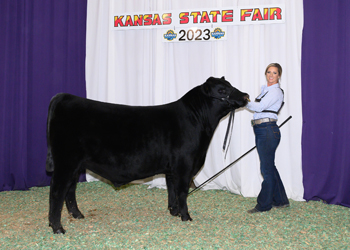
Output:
top-left (245, 63), bottom-right (289, 213)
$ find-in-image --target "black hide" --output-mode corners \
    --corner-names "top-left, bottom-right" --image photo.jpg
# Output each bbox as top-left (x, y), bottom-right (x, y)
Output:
top-left (46, 76), bottom-right (249, 234)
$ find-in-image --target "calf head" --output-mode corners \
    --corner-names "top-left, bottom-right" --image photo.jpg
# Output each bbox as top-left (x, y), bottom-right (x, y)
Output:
top-left (202, 76), bottom-right (249, 110)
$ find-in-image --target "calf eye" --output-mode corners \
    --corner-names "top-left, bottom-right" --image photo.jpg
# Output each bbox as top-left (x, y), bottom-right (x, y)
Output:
top-left (218, 89), bottom-right (227, 95)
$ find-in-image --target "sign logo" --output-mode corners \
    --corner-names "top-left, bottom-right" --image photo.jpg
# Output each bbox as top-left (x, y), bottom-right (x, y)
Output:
top-left (211, 28), bottom-right (225, 39)
top-left (163, 30), bottom-right (177, 41)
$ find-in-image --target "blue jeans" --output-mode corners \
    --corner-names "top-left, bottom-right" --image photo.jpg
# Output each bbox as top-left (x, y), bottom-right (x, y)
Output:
top-left (253, 121), bottom-right (289, 211)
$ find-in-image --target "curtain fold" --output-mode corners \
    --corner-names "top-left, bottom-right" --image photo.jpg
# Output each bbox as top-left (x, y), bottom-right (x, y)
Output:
top-left (0, 0), bottom-right (87, 191)
top-left (302, 0), bottom-right (350, 207)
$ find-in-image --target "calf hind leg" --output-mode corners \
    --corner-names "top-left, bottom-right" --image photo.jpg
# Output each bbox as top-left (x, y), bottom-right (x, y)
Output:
top-left (49, 175), bottom-right (69, 234)
top-left (49, 167), bottom-right (80, 234)
top-left (65, 177), bottom-right (84, 219)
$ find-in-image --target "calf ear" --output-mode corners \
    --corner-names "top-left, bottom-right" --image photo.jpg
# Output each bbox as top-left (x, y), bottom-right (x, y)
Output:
top-left (202, 82), bottom-right (210, 95)
top-left (221, 76), bottom-right (225, 80)
top-left (202, 77), bottom-right (214, 95)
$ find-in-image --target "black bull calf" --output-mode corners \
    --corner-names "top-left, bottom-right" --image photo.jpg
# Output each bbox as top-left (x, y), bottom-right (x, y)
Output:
top-left (46, 76), bottom-right (249, 234)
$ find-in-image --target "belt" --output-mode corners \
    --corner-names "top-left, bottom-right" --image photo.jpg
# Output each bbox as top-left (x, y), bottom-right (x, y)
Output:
top-left (251, 118), bottom-right (277, 126)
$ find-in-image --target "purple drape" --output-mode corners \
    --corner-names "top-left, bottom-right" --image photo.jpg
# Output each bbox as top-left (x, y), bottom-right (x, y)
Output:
top-left (302, 0), bottom-right (350, 207)
top-left (0, 1), bottom-right (87, 191)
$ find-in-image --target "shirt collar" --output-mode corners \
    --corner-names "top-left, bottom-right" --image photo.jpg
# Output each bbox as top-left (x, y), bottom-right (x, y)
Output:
top-left (266, 83), bottom-right (280, 90)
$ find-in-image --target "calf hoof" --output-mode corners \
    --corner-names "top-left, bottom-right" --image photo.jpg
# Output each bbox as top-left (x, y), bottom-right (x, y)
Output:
top-left (54, 227), bottom-right (66, 234)
top-left (75, 213), bottom-right (85, 219)
top-left (181, 213), bottom-right (193, 221)
top-left (70, 211), bottom-right (85, 219)
top-left (168, 207), bottom-right (180, 217)
top-left (51, 226), bottom-right (66, 234)
top-left (49, 223), bottom-right (66, 234)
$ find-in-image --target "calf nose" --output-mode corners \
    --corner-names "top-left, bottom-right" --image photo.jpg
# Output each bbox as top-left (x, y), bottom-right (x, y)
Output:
top-left (244, 95), bottom-right (250, 102)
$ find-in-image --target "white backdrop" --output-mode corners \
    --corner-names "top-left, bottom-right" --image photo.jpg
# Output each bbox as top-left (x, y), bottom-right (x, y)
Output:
top-left (85, 0), bottom-right (304, 201)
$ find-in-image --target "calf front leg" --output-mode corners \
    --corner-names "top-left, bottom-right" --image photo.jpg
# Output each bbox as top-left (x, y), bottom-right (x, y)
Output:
top-left (174, 175), bottom-right (193, 221)
top-left (165, 174), bottom-right (179, 217)
top-left (177, 187), bottom-right (192, 221)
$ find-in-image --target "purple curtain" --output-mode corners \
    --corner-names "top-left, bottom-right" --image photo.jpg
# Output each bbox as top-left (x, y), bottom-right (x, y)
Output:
top-left (0, 1), bottom-right (87, 191)
top-left (302, 0), bottom-right (350, 207)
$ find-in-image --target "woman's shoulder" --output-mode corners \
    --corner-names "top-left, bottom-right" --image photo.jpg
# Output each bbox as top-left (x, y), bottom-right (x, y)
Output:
top-left (269, 84), bottom-right (283, 91)
top-left (267, 85), bottom-right (283, 97)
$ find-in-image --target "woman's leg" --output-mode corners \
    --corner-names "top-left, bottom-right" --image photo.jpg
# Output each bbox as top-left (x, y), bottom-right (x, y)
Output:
top-left (253, 122), bottom-right (283, 211)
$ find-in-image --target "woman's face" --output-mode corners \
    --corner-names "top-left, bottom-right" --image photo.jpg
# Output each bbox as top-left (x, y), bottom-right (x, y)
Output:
top-left (265, 66), bottom-right (280, 86)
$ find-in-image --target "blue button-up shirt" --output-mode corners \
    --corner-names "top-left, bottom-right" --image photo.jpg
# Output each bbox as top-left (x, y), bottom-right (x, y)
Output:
top-left (246, 83), bottom-right (284, 120)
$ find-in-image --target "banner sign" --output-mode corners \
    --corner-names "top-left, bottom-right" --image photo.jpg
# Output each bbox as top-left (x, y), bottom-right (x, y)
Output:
top-left (162, 26), bottom-right (227, 43)
top-left (112, 4), bottom-right (285, 31)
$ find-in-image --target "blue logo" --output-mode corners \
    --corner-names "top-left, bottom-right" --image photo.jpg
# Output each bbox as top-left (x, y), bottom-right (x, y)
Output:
top-left (163, 30), bottom-right (177, 41)
top-left (211, 28), bottom-right (225, 39)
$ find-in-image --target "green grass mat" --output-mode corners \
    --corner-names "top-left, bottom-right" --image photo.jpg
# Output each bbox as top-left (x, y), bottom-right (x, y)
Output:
top-left (0, 181), bottom-right (349, 249)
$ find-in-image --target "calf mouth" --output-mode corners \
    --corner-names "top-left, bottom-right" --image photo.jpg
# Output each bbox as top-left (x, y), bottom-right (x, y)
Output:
top-left (227, 94), bottom-right (250, 109)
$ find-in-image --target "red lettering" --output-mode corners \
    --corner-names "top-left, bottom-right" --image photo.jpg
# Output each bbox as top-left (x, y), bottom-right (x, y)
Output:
top-left (179, 12), bottom-right (189, 24)
top-left (134, 15), bottom-right (142, 26)
top-left (114, 16), bottom-right (124, 27)
top-left (191, 11), bottom-right (201, 23)
top-left (222, 10), bottom-right (233, 22)
top-left (152, 14), bottom-right (162, 25)
top-left (200, 11), bottom-right (211, 23)
top-left (270, 8), bottom-right (282, 20)
top-left (124, 15), bottom-right (133, 26)
top-left (240, 9), bottom-right (252, 21)
top-left (264, 8), bottom-right (268, 20)
top-left (162, 13), bottom-right (172, 25)
top-left (144, 14), bottom-right (152, 26)
top-left (252, 9), bottom-right (263, 21)
top-left (210, 11), bottom-right (220, 23)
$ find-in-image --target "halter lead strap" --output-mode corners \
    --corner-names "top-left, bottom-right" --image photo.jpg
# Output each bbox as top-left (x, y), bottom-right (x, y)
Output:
top-left (209, 90), bottom-right (235, 157)
top-left (223, 111), bottom-right (234, 159)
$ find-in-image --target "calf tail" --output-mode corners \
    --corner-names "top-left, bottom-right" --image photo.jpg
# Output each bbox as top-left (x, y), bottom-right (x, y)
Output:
top-left (46, 98), bottom-right (54, 172)
top-left (46, 94), bottom-right (63, 172)
top-left (46, 147), bottom-right (54, 172)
